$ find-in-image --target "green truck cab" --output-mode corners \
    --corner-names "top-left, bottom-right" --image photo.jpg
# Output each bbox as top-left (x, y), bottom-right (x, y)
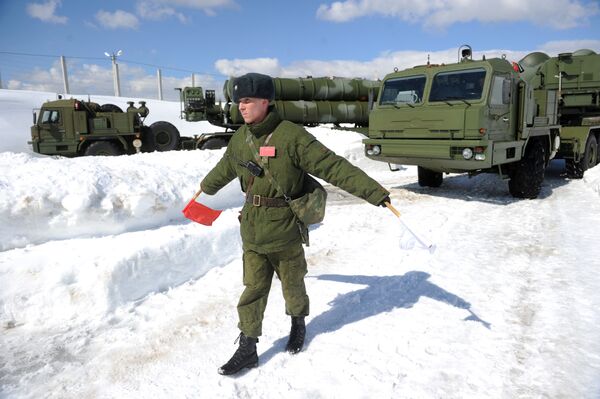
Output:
top-left (364, 46), bottom-right (599, 198)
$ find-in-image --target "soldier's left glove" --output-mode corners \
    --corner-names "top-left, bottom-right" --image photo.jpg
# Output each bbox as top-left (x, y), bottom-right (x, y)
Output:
top-left (378, 196), bottom-right (391, 207)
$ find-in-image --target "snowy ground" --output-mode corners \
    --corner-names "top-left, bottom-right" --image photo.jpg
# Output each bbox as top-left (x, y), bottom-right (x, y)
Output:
top-left (1, 89), bottom-right (600, 399)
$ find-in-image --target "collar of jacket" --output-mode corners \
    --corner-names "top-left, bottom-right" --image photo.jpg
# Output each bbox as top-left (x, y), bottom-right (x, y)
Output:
top-left (247, 109), bottom-right (281, 138)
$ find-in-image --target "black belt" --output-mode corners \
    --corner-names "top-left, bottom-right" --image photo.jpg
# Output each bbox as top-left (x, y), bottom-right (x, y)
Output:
top-left (245, 194), bottom-right (289, 207)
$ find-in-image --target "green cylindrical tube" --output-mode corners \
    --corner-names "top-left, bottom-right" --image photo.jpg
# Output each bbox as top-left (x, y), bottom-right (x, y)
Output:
top-left (223, 77), bottom-right (380, 102)
top-left (228, 100), bottom-right (370, 126)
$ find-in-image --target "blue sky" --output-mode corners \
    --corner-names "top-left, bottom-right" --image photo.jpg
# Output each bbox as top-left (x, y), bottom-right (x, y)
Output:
top-left (0, 0), bottom-right (599, 100)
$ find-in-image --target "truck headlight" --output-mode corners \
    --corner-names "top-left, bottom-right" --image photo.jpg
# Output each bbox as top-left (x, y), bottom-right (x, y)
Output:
top-left (474, 146), bottom-right (486, 161)
top-left (367, 145), bottom-right (381, 156)
top-left (462, 148), bottom-right (473, 160)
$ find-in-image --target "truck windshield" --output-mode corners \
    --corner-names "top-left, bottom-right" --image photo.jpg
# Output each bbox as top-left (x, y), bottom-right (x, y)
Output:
top-left (429, 68), bottom-right (486, 102)
top-left (40, 110), bottom-right (60, 124)
top-left (380, 75), bottom-right (426, 105)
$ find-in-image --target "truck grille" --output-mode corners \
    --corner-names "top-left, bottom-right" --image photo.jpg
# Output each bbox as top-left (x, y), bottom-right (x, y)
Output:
top-left (429, 129), bottom-right (460, 134)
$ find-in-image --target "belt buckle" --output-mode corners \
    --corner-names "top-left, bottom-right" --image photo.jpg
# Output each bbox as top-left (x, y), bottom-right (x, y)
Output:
top-left (252, 194), bottom-right (261, 207)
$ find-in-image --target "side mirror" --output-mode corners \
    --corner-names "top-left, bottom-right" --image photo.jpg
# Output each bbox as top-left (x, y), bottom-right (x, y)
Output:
top-left (502, 79), bottom-right (511, 104)
top-left (33, 111), bottom-right (37, 125)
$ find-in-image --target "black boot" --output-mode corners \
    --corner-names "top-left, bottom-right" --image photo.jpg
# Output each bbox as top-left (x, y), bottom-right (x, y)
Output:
top-left (285, 316), bottom-right (306, 354)
top-left (218, 333), bottom-right (258, 376)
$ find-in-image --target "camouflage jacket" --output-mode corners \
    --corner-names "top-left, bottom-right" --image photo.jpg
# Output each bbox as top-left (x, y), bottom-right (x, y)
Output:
top-left (201, 110), bottom-right (389, 253)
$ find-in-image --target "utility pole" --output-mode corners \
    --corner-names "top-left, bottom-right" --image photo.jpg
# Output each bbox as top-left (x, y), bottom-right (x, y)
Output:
top-left (157, 68), bottom-right (163, 100)
top-left (60, 55), bottom-right (70, 94)
top-left (104, 50), bottom-right (123, 97)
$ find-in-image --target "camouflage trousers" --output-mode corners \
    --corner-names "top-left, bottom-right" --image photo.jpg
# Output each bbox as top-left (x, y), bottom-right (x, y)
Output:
top-left (237, 243), bottom-right (309, 338)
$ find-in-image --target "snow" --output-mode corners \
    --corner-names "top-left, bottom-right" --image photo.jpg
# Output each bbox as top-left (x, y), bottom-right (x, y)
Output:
top-left (1, 88), bottom-right (600, 398)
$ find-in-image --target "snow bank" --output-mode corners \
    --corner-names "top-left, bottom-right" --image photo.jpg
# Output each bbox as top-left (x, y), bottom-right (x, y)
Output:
top-left (0, 217), bottom-right (241, 330)
top-left (0, 149), bottom-right (242, 250)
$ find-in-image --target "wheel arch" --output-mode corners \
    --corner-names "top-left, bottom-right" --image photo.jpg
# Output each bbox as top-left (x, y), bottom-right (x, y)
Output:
top-left (78, 137), bottom-right (127, 155)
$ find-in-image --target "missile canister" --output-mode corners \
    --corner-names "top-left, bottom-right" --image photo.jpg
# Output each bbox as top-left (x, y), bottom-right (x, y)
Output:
top-left (223, 77), bottom-right (380, 102)
top-left (227, 100), bottom-right (370, 126)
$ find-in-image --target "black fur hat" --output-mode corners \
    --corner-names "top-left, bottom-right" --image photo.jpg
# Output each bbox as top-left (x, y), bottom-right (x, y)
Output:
top-left (232, 73), bottom-right (275, 103)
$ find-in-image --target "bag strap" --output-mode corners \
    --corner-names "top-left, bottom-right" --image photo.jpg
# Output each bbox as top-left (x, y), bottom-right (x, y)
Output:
top-left (246, 131), bottom-right (291, 203)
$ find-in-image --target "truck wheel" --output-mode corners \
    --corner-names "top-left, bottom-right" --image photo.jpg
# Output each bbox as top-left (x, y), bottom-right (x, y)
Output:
top-left (566, 135), bottom-right (597, 179)
top-left (139, 126), bottom-right (155, 152)
top-left (83, 141), bottom-right (123, 156)
top-left (200, 137), bottom-right (228, 150)
top-left (417, 166), bottom-right (443, 187)
top-left (99, 104), bottom-right (123, 113)
top-left (149, 121), bottom-right (180, 152)
top-left (508, 139), bottom-right (545, 199)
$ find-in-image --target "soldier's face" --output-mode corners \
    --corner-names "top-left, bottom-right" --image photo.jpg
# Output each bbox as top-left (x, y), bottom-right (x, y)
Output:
top-left (238, 97), bottom-right (269, 124)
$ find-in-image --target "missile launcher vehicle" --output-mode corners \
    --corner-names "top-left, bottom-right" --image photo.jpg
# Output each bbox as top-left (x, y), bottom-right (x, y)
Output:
top-left (364, 45), bottom-right (600, 198)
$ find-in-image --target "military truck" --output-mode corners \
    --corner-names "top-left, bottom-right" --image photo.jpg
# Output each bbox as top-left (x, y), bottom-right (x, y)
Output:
top-left (29, 99), bottom-right (187, 156)
top-left (176, 76), bottom-right (379, 149)
top-left (363, 45), bottom-right (600, 198)
top-left (29, 76), bottom-right (379, 157)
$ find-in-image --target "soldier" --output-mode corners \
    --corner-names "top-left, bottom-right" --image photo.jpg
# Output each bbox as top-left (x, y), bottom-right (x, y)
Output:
top-left (200, 73), bottom-right (390, 376)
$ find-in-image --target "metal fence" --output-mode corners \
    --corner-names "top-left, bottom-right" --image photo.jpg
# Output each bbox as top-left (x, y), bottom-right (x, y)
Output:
top-left (0, 51), bottom-right (226, 102)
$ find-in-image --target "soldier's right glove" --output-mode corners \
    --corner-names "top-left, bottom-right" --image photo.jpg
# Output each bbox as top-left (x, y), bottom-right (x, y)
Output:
top-left (378, 196), bottom-right (391, 207)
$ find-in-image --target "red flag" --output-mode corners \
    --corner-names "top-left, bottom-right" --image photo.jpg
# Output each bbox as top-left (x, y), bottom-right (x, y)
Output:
top-left (182, 193), bottom-right (222, 226)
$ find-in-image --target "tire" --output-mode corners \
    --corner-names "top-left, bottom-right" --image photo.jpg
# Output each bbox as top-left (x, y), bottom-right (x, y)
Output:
top-left (200, 137), bottom-right (228, 150)
top-left (83, 141), bottom-right (123, 156)
top-left (148, 121), bottom-right (180, 152)
top-left (417, 166), bottom-right (443, 187)
top-left (566, 134), bottom-right (597, 179)
top-left (508, 139), bottom-right (545, 199)
top-left (99, 104), bottom-right (123, 113)
top-left (597, 134), bottom-right (600, 165)
top-left (139, 126), bottom-right (155, 152)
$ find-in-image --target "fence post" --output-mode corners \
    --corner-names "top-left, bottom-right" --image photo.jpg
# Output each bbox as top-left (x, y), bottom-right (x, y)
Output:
top-left (0, 71), bottom-right (3, 89)
top-left (60, 55), bottom-right (70, 94)
top-left (157, 68), bottom-right (163, 100)
top-left (192, 73), bottom-right (196, 87)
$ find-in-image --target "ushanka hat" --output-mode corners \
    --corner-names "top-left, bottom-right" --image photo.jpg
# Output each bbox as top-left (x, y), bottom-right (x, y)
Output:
top-left (232, 73), bottom-right (275, 103)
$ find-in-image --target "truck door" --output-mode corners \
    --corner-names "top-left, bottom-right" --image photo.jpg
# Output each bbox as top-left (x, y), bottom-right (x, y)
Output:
top-left (39, 109), bottom-right (64, 141)
top-left (488, 74), bottom-right (515, 141)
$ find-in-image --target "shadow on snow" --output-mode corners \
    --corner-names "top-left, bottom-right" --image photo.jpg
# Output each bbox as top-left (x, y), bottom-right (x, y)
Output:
top-left (394, 159), bottom-right (571, 204)
top-left (259, 270), bottom-right (490, 364)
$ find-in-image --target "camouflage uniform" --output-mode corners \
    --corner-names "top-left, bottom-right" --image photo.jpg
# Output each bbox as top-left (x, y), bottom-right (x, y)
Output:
top-left (201, 109), bottom-right (389, 338)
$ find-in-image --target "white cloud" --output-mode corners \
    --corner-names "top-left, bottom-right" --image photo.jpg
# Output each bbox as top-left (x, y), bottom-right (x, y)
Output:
top-left (214, 58), bottom-right (282, 77)
top-left (136, 3), bottom-right (187, 23)
top-left (95, 9), bottom-right (140, 30)
top-left (316, 0), bottom-right (598, 29)
top-left (26, 0), bottom-right (68, 24)
top-left (539, 39), bottom-right (600, 54)
top-left (136, 0), bottom-right (237, 21)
